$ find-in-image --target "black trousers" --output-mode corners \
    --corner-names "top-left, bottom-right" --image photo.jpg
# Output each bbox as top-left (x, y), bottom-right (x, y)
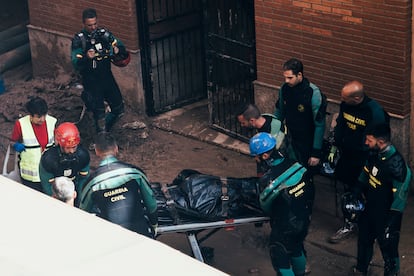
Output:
top-left (335, 149), bottom-right (367, 190)
top-left (356, 211), bottom-right (401, 273)
top-left (21, 178), bottom-right (43, 193)
top-left (269, 217), bottom-right (310, 272)
top-left (82, 73), bottom-right (124, 132)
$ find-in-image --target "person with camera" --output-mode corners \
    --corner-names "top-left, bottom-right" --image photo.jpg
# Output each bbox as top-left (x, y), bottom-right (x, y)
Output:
top-left (71, 8), bottom-right (130, 135)
top-left (349, 123), bottom-right (411, 276)
top-left (39, 122), bottom-right (90, 207)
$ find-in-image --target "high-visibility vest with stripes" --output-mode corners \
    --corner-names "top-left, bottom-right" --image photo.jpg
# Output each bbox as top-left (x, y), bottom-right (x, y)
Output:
top-left (19, 115), bottom-right (57, 182)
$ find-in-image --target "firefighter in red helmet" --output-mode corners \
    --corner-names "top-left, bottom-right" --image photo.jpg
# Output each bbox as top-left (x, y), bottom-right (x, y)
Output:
top-left (40, 122), bottom-right (90, 207)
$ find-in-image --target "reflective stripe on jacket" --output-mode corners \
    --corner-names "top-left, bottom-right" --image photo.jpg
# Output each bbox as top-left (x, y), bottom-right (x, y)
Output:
top-left (19, 115), bottom-right (56, 182)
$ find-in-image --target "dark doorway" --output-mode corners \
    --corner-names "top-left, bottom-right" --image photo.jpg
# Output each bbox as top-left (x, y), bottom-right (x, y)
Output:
top-left (204, 0), bottom-right (256, 141)
top-left (138, 0), bottom-right (256, 141)
top-left (137, 0), bottom-right (206, 115)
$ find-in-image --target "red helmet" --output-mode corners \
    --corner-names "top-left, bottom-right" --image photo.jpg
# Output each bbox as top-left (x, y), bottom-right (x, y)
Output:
top-left (54, 122), bottom-right (80, 147)
top-left (111, 51), bottom-right (131, 67)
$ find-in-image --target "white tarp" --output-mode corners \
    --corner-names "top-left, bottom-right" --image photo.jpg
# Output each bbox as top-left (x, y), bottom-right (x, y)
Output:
top-left (0, 175), bottom-right (228, 276)
top-left (2, 144), bottom-right (20, 182)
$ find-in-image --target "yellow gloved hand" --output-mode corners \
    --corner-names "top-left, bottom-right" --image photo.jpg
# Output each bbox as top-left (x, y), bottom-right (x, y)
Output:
top-left (328, 146), bottom-right (337, 163)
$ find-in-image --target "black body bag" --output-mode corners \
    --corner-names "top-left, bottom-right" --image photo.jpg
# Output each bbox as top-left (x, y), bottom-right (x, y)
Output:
top-left (152, 169), bottom-right (264, 225)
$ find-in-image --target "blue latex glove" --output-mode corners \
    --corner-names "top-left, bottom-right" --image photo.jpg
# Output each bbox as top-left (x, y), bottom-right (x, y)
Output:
top-left (13, 142), bottom-right (25, 153)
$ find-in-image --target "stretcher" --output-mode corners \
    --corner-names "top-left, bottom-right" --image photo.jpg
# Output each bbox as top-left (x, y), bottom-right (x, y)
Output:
top-left (153, 170), bottom-right (269, 262)
top-left (157, 216), bottom-right (269, 263)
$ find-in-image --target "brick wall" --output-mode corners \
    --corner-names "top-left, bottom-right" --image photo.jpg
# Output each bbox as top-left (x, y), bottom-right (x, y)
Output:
top-left (28, 0), bottom-right (139, 49)
top-left (254, 0), bottom-right (412, 116)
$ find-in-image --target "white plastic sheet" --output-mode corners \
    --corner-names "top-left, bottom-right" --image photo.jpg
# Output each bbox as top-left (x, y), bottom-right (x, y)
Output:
top-left (2, 144), bottom-right (20, 182)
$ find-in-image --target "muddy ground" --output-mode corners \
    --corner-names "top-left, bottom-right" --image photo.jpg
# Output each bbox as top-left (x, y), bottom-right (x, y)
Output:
top-left (0, 63), bottom-right (257, 181)
top-left (2, 63), bottom-right (414, 276)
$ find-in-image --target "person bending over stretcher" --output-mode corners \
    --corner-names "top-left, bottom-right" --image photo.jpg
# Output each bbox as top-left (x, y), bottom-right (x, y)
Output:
top-left (249, 132), bottom-right (314, 276)
top-left (79, 133), bottom-right (158, 238)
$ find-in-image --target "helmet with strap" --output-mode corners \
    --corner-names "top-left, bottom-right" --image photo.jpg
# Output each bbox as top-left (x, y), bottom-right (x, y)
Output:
top-left (55, 122), bottom-right (80, 148)
top-left (111, 51), bottom-right (131, 67)
top-left (341, 192), bottom-right (365, 222)
top-left (249, 132), bottom-right (276, 156)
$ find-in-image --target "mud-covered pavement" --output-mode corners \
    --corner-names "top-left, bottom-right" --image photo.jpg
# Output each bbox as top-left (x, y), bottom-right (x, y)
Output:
top-left (1, 64), bottom-right (414, 275)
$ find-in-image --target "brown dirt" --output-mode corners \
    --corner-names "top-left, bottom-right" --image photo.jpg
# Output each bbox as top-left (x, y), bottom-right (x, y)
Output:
top-left (0, 63), bottom-right (256, 182)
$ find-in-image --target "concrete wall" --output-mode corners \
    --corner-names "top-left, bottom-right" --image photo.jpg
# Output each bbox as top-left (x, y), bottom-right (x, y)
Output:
top-left (27, 26), bottom-right (73, 78)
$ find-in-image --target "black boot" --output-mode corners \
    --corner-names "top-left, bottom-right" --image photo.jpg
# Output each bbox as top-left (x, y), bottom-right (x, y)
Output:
top-left (384, 259), bottom-right (399, 276)
top-left (105, 112), bottom-right (118, 132)
top-left (95, 117), bottom-right (106, 133)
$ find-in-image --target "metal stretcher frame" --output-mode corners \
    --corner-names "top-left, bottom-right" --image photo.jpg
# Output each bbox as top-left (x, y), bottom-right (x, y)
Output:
top-left (157, 216), bottom-right (270, 263)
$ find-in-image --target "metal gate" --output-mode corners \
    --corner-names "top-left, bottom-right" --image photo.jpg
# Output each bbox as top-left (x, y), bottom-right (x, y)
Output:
top-left (137, 0), bottom-right (206, 115)
top-left (204, 0), bottom-right (257, 141)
